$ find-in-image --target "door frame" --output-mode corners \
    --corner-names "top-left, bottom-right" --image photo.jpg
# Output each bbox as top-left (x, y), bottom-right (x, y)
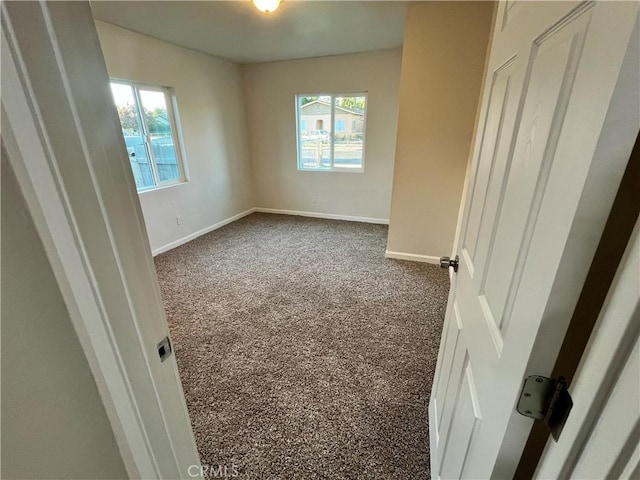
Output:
top-left (1, 2), bottom-right (200, 478)
top-left (515, 130), bottom-right (640, 478)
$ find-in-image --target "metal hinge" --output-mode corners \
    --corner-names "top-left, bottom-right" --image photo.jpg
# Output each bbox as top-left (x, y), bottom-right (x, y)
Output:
top-left (516, 375), bottom-right (573, 441)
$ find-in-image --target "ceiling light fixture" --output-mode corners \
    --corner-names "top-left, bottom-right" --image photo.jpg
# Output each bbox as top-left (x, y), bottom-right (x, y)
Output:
top-left (252, 0), bottom-right (281, 13)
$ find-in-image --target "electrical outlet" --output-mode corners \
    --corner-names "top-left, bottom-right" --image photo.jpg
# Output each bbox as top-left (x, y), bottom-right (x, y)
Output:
top-left (176, 215), bottom-right (183, 225)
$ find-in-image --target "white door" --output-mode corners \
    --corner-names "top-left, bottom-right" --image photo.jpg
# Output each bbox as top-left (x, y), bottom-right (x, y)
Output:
top-left (429, 2), bottom-right (640, 479)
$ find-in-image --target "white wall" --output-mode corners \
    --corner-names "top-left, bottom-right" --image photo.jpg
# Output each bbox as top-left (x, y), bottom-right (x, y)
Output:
top-left (1, 159), bottom-right (128, 480)
top-left (386, 2), bottom-right (494, 259)
top-left (242, 49), bottom-right (403, 221)
top-left (95, 21), bottom-right (254, 254)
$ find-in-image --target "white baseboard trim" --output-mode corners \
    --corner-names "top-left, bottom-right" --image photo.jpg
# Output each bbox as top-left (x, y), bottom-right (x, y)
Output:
top-left (385, 250), bottom-right (441, 264)
top-left (152, 207), bottom-right (389, 256)
top-left (254, 207), bottom-right (389, 225)
top-left (152, 208), bottom-right (256, 256)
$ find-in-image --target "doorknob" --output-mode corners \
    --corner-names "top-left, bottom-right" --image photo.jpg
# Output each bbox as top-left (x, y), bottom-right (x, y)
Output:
top-left (440, 255), bottom-right (459, 272)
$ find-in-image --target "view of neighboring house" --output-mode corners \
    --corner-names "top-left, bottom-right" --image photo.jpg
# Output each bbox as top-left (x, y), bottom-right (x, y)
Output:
top-left (297, 96), bottom-right (368, 170)
top-left (299, 99), bottom-right (365, 138)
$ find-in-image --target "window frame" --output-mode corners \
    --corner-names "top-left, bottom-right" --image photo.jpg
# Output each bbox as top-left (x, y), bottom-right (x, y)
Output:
top-left (110, 78), bottom-right (188, 193)
top-left (295, 92), bottom-right (368, 173)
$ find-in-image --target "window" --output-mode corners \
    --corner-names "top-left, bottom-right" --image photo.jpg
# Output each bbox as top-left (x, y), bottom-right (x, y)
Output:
top-left (110, 80), bottom-right (186, 191)
top-left (296, 93), bottom-right (367, 172)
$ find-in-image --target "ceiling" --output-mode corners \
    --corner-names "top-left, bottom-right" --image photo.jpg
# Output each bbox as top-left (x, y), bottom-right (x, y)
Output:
top-left (90, 1), bottom-right (407, 64)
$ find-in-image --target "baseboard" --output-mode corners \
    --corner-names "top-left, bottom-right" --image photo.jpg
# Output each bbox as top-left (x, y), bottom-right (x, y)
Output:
top-left (254, 207), bottom-right (389, 225)
top-left (152, 207), bottom-right (389, 256)
top-left (384, 250), bottom-right (441, 264)
top-left (152, 208), bottom-right (256, 256)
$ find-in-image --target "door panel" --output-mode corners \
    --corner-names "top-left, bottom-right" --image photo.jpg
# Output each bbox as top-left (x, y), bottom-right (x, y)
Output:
top-left (440, 356), bottom-right (481, 480)
top-left (482, 12), bottom-right (590, 334)
top-left (429, 2), bottom-right (640, 478)
top-left (436, 304), bottom-right (467, 460)
top-left (462, 58), bottom-right (514, 274)
top-left (501, 0), bottom-right (522, 31)
top-left (434, 302), bottom-right (462, 430)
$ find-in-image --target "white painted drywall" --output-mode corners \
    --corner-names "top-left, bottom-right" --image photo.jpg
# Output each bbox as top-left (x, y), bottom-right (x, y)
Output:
top-left (95, 21), bottom-right (254, 254)
top-left (387, 2), bottom-right (494, 258)
top-left (1, 159), bottom-right (128, 479)
top-left (242, 49), bottom-right (403, 221)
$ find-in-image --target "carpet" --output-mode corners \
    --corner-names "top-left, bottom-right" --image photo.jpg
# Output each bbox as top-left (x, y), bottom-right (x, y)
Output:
top-left (154, 213), bottom-right (449, 479)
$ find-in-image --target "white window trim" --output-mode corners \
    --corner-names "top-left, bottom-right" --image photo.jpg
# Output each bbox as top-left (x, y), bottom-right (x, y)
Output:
top-left (110, 78), bottom-right (189, 192)
top-left (295, 92), bottom-right (368, 173)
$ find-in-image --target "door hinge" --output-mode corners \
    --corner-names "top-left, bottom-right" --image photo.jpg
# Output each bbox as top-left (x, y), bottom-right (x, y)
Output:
top-left (517, 375), bottom-right (573, 441)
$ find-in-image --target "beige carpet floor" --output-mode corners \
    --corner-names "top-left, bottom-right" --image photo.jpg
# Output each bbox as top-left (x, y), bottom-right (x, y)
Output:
top-left (154, 213), bottom-right (449, 479)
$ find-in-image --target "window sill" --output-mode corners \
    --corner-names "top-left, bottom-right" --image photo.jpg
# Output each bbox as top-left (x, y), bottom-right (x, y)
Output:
top-left (137, 180), bottom-right (189, 195)
top-left (298, 168), bottom-right (364, 174)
